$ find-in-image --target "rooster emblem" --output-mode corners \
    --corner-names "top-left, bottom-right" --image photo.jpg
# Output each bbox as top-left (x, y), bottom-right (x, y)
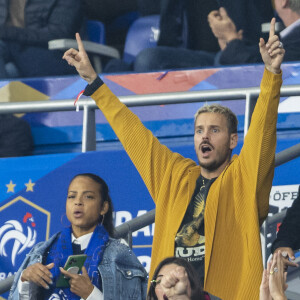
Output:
top-left (0, 212), bottom-right (37, 266)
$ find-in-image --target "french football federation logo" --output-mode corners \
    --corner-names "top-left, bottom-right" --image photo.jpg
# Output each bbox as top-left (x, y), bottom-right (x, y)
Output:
top-left (0, 212), bottom-right (37, 266)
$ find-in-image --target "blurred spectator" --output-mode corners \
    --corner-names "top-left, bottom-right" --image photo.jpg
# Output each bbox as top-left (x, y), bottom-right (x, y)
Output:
top-left (104, 0), bottom-right (219, 72)
top-left (271, 186), bottom-right (300, 266)
top-left (156, 0), bottom-right (273, 53)
top-left (0, 114), bottom-right (33, 157)
top-left (0, 0), bottom-right (83, 79)
top-left (156, 0), bottom-right (220, 53)
top-left (212, 0), bottom-right (300, 66)
top-left (104, 0), bottom-right (274, 72)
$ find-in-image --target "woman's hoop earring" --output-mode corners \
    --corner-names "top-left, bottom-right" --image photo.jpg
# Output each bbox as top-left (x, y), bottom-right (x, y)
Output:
top-left (100, 214), bottom-right (105, 225)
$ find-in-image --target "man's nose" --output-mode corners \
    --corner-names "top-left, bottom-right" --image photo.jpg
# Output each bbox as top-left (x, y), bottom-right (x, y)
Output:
top-left (202, 130), bottom-right (210, 139)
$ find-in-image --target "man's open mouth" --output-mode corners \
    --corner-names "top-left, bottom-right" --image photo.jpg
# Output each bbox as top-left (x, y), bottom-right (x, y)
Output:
top-left (201, 144), bottom-right (213, 153)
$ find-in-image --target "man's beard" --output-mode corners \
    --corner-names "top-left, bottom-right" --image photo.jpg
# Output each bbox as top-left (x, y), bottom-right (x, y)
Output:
top-left (198, 152), bottom-right (231, 172)
top-left (198, 159), bottom-right (222, 172)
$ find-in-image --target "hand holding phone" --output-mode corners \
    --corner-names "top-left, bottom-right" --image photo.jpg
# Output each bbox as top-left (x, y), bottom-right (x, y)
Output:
top-left (59, 265), bottom-right (95, 299)
top-left (56, 254), bottom-right (87, 288)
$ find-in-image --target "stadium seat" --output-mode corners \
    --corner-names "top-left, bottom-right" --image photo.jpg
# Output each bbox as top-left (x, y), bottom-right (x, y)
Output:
top-left (85, 20), bottom-right (106, 44)
top-left (48, 15), bottom-right (160, 73)
top-left (48, 19), bottom-right (121, 73)
top-left (123, 14), bottom-right (160, 64)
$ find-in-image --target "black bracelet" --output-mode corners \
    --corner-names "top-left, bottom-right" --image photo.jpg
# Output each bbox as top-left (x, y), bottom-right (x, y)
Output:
top-left (83, 77), bottom-right (104, 96)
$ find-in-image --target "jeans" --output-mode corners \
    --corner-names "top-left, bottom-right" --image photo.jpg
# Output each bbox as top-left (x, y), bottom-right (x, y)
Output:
top-left (133, 46), bottom-right (216, 72)
top-left (0, 40), bottom-right (77, 79)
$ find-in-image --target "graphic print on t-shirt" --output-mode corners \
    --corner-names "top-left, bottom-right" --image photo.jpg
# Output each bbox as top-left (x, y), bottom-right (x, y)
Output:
top-left (175, 175), bottom-right (216, 283)
top-left (175, 188), bottom-right (205, 246)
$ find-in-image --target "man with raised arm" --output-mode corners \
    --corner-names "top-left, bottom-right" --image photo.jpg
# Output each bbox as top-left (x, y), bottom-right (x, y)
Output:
top-left (63, 19), bottom-right (285, 299)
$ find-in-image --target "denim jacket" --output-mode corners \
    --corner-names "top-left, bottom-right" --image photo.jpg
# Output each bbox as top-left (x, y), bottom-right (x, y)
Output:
top-left (9, 233), bottom-right (147, 300)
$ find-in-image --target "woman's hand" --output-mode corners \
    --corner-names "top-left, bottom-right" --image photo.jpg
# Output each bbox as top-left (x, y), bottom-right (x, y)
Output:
top-left (62, 33), bottom-right (98, 84)
top-left (21, 262), bottom-right (54, 289)
top-left (274, 247), bottom-right (299, 269)
top-left (260, 261), bottom-right (272, 300)
top-left (59, 266), bottom-right (94, 299)
top-left (259, 18), bottom-right (285, 74)
top-left (160, 266), bottom-right (191, 300)
top-left (269, 251), bottom-right (288, 300)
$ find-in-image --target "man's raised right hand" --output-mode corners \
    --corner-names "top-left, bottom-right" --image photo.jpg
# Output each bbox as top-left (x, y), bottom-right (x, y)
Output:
top-left (63, 33), bottom-right (98, 84)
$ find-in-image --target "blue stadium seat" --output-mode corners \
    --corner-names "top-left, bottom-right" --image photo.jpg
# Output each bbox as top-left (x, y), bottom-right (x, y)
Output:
top-left (123, 15), bottom-right (160, 64)
top-left (49, 15), bottom-right (160, 73)
top-left (86, 20), bottom-right (106, 44)
top-left (49, 19), bottom-right (120, 73)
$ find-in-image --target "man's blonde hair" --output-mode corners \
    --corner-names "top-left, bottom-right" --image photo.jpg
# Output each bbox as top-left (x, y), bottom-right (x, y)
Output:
top-left (194, 104), bottom-right (238, 134)
top-left (289, 0), bottom-right (300, 13)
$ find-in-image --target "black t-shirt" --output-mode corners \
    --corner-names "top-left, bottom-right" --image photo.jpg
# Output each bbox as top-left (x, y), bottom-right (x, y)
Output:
top-left (175, 175), bottom-right (216, 285)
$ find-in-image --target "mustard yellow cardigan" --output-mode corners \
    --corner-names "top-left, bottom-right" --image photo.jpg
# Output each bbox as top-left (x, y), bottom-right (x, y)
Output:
top-left (92, 69), bottom-right (282, 300)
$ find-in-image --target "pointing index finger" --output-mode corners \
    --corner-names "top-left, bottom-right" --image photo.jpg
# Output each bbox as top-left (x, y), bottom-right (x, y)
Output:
top-left (59, 267), bottom-right (76, 279)
top-left (269, 18), bottom-right (276, 38)
top-left (75, 33), bottom-right (85, 52)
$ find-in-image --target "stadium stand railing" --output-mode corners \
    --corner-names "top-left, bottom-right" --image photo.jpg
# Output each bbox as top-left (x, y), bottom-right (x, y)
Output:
top-left (1, 84), bottom-right (300, 152)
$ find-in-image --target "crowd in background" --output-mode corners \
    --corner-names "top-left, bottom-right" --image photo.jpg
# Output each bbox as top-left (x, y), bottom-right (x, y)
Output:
top-left (0, 0), bottom-right (300, 80)
top-left (0, 1), bottom-right (300, 299)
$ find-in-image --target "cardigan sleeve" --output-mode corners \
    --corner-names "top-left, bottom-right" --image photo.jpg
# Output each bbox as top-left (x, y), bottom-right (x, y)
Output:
top-left (91, 84), bottom-right (195, 203)
top-left (238, 68), bottom-right (282, 223)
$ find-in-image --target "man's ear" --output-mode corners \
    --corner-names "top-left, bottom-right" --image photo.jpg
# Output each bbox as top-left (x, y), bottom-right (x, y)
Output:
top-left (230, 133), bottom-right (238, 150)
top-left (281, 0), bottom-right (289, 8)
top-left (100, 201), bottom-right (109, 216)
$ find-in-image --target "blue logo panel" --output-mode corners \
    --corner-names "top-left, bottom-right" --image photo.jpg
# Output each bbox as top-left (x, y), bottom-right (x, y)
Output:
top-left (0, 197), bottom-right (50, 283)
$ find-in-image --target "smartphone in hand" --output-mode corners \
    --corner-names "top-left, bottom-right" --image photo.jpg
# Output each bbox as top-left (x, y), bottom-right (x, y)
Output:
top-left (56, 254), bottom-right (87, 288)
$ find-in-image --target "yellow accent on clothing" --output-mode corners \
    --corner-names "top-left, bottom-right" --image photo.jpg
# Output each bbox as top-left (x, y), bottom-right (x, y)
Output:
top-left (92, 68), bottom-right (282, 300)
